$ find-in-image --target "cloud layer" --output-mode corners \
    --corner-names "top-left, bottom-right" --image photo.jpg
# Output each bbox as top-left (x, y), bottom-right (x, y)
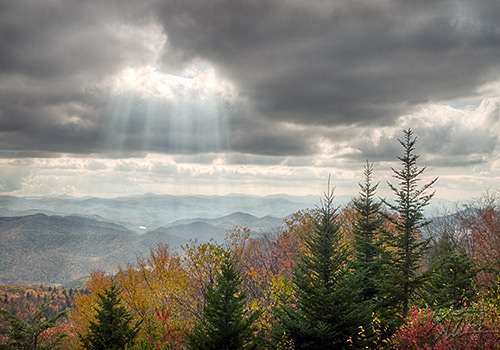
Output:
top-left (1, 0), bottom-right (500, 198)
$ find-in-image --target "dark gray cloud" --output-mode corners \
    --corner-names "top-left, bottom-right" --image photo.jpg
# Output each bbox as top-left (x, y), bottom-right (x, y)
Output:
top-left (0, 0), bottom-right (500, 162)
top-left (155, 0), bottom-right (500, 125)
top-left (0, 0), bottom-right (159, 156)
top-left (0, 0), bottom-right (154, 78)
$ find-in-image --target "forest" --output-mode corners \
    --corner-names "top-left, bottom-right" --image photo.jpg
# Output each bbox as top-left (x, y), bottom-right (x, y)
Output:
top-left (1, 129), bottom-right (500, 349)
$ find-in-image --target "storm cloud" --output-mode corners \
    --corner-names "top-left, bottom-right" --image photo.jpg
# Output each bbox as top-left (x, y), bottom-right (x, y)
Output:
top-left (1, 0), bottom-right (500, 198)
top-left (156, 0), bottom-right (500, 122)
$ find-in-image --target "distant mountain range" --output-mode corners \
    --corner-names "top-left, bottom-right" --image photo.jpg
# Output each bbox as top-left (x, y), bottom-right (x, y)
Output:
top-left (0, 193), bottom-right (456, 285)
top-left (0, 193), bottom-right (324, 231)
top-left (0, 211), bottom-right (284, 285)
top-left (0, 193), bottom-right (455, 230)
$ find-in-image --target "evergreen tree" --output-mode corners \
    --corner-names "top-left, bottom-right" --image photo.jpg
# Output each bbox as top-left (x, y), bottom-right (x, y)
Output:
top-left (424, 236), bottom-right (477, 308)
top-left (0, 302), bottom-right (66, 350)
top-left (351, 162), bottom-right (393, 345)
top-left (382, 128), bottom-right (437, 318)
top-left (187, 252), bottom-right (259, 350)
top-left (274, 183), bottom-right (366, 350)
top-left (352, 161), bottom-right (385, 302)
top-left (79, 283), bottom-right (140, 350)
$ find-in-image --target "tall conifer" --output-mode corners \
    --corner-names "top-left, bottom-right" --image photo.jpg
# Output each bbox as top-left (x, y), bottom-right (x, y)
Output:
top-left (274, 182), bottom-right (366, 349)
top-left (382, 128), bottom-right (437, 318)
top-left (352, 161), bottom-right (384, 302)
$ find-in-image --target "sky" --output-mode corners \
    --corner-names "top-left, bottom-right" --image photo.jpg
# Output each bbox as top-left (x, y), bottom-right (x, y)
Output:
top-left (1, 0), bottom-right (500, 201)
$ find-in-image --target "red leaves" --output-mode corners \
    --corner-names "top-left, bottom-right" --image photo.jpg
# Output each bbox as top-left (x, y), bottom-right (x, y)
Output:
top-left (150, 306), bottom-right (184, 350)
top-left (394, 305), bottom-right (500, 350)
top-left (395, 307), bottom-right (450, 350)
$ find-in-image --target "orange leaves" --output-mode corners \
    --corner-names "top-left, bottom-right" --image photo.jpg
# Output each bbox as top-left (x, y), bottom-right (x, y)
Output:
top-left (117, 244), bottom-right (192, 344)
top-left (71, 245), bottom-right (192, 347)
top-left (71, 214), bottom-right (352, 344)
top-left (70, 270), bottom-right (113, 339)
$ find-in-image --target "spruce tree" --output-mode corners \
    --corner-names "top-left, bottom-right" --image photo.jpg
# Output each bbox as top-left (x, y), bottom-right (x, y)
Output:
top-left (351, 162), bottom-right (393, 345)
top-left (79, 283), bottom-right (140, 350)
top-left (187, 252), bottom-right (259, 350)
top-left (274, 183), bottom-right (366, 350)
top-left (382, 128), bottom-right (437, 318)
top-left (352, 161), bottom-right (384, 302)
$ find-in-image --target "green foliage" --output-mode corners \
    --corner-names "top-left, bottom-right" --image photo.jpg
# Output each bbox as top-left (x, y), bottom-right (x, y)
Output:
top-left (0, 302), bottom-right (66, 350)
top-left (352, 162), bottom-right (385, 300)
top-left (382, 128), bottom-right (437, 318)
top-left (12, 129), bottom-right (500, 349)
top-left (351, 162), bottom-right (391, 344)
top-left (79, 283), bottom-right (140, 350)
top-left (424, 236), bottom-right (477, 309)
top-left (274, 183), bottom-right (368, 349)
top-left (352, 162), bottom-right (384, 267)
top-left (187, 252), bottom-right (260, 350)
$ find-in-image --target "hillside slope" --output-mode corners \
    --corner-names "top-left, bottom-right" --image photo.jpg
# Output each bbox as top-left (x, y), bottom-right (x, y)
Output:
top-left (0, 214), bottom-right (185, 284)
top-left (0, 212), bottom-right (284, 284)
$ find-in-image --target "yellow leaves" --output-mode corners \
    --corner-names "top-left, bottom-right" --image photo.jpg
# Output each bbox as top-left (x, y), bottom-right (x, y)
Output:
top-left (117, 263), bottom-right (150, 318)
top-left (270, 275), bottom-right (294, 305)
top-left (69, 217), bottom-right (336, 344)
top-left (369, 311), bottom-right (391, 347)
top-left (276, 331), bottom-right (296, 350)
top-left (248, 299), bottom-right (261, 311)
top-left (225, 226), bottom-right (251, 255)
top-left (70, 245), bottom-right (195, 347)
top-left (117, 244), bottom-right (193, 340)
top-left (182, 239), bottom-right (225, 315)
top-left (69, 271), bottom-right (113, 342)
top-left (246, 266), bottom-right (260, 280)
top-left (182, 239), bottom-right (225, 286)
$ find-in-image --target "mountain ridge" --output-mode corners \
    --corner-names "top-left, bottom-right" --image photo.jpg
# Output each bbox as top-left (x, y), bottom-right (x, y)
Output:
top-left (0, 211), bottom-right (285, 284)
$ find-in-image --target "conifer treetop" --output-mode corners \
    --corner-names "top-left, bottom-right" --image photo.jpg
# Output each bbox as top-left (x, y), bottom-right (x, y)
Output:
top-left (383, 128), bottom-right (438, 230)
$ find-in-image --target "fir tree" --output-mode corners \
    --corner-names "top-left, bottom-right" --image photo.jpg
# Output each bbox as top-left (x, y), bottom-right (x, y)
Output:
top-left (79, 283), bottom-right (140, 350)
top-left (352, 161), bottom-right (385, 302)
top-left (382, 128), bottom-right (437, 318)
top-left (351, 162), bottom-right (393, 345)
top-left (187, 252), bottom-right (259, 350)
top-left (274, 183), bottom-right (366, 350)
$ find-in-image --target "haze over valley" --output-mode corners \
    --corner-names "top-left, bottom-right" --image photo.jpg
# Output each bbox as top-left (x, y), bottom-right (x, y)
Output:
top-left (0, 193), bottom-right (456, 285)
top-left (0, 194), bottom-right (303, 285)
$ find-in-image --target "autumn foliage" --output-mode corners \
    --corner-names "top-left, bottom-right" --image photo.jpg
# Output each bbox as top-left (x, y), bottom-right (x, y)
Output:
top-left (2, 132), bottom-right (500, 349)
top-left (3, 191), bottom-right (500, 349)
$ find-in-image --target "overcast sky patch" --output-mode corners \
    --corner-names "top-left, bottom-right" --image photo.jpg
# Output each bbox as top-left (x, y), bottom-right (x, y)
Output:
top-left (0, 0), bottom-right (499, 200)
